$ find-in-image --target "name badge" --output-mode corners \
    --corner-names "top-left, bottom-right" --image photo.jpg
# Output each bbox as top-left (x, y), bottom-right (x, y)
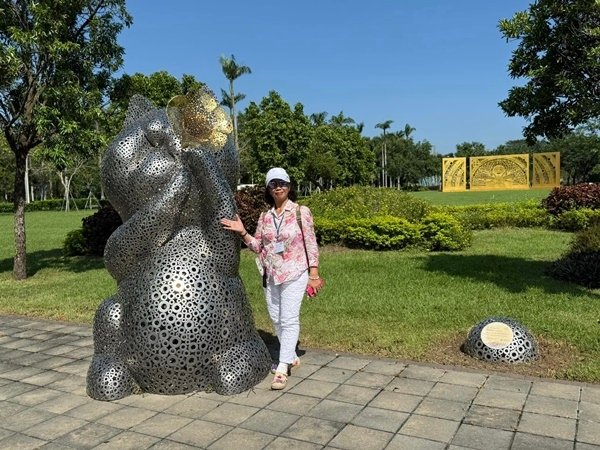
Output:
top-left (274, 242), bottom-right (285, 254)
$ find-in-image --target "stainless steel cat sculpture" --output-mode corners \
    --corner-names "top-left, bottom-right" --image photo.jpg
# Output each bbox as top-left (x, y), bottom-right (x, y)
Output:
top-left (87, 89), bottom-right (271, 401)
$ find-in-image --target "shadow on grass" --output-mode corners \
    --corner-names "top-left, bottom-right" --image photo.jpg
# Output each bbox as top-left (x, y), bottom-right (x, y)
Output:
top-left (0, 249), bottom-right (105, 277)
top-left (423, 253), bottom-right (600, 298)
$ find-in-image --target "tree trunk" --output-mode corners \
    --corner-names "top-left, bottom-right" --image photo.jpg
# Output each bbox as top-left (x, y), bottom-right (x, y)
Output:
top-left (13, 149), bottom-right (28, 280)
top-left (230, 80), bottom-right (238, 151)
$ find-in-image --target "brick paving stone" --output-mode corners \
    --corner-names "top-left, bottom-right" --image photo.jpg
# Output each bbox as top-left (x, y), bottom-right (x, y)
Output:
top-left (93, 430), bottom-right (160, 449)
top-left (0, 427), bottom-right (14, 440)
top-left (463, 404), bottom-right (520, 431)
top-left (511, 432), bottom-right (574, 450)
top-left (45, 374), bottom-right (86, 393)
top-left (326, 384), bottom-right (380, 405)
top-left (483, 376), bottom-right (532, 393)
top-left (289, 379), bottom-right (339, 398)
top-left (328, 424), bottom-right (393, 450)
top-left (2, 338), bottom-right (37, 350)
top-left (309, 366), bottom-right (356, 383)
top-left (38, 442), bottom-right (79, 450)
top-left (399, 415), bottom-right (460, 443)
top-left (529, 381), bottom-right (581, 401)
top-left (473, 388), bottom-right (527, 410)
top-left (201, 402), bottom-right (260, 426)
top-left (0, 401), bottom-right (27, 418)
top-left (582, 386), bottom-right (600, 405)
top-left (580, 401), bottom-right (600, 422)
top-left (10, 352), bottom-right (52, 366)
top-left (24, 341), bottom-right (62, 352)
top-left (148, 440), bottom-right (200, 449)
top-left (576, 443), bottom-right (600, 450)
top-left (451, 423), bottom-right (513, 450)
top-left (209, 427), bottom-right (276, 450)
top-left (163, 396), bottom-right (222, 419)
top-left (344, 371), bottom-right (394, 389)
top-left (524, 394), bottom-right (578, 418)
top-left (64, 399), bottom-right (124, 421)
top-left (400, 365), bottom-right (446, 382)
top-left (426, 382), bottom-right (479, 403)
top-left (168, 419), bottom-right (232, 448)
top-left (517, 412), bottom-right (576, 441)
top-left (387, 434), bottom-right (446, 450)
top-left (578, 419), bottom-right (600, 446)
top-left (24, 414), bottom-right (88, 440)
top-left (282, 416), bottom-right (345, 445)
top-left (240, 408), bottom-right (300, 435)
top-left (97, 405), bottom-right (158, 429)
top-left (0, 349), bottom-right (30, 361)
top-left (0, 361), bottom-right (21, 374)
top-left (299, 352), bottom-right (336, 366)
top-left (386, 377), bottom-right (434, 396)
top-left (362, 360), bottom-right (406, 376)
top-left (123, 393), bottom-right (188, 412)
top-left (369, 390), bottom-right (422, 413)
top-left (41, 344), bottom-right (79, 356)
top-left (131, 412), bottom-right (193, 438)
top-left (52, 359), bottom-right (89, 375)
top-left (20, 369), bottom-right (67, 386)
top-left (306, 399), bottom-right (363, 423)
top-left (2, 407), bottom-right (56, 432)
top-left (53, 422), bottom-right (123, 448)
top-left (264, 436), bottom-right (323, 450)
top-left (327, 356), bottom-right (371, 371)
top-left (34, 391), bottom-right (89, 414)
top-left (227, 388), bottom-right (283, 408)
top-left (31, 356), bottom-right (76, 370)
top-left (1, 366), bottom-right (45, 381)
top-left (0, 432), bottom-right (48, 449)
top-left (291, 363), bottom-right (321, 378)
top-left (64, 346), bottom-right (93, 359)
top-left (350, 406), bottom-right (408, 432)
top-left (413, 397), bottom-right (470, 421)
top-left (266, 392), bottom-right (321, 415)
top-left (9, 387), bottom-right (63, 406)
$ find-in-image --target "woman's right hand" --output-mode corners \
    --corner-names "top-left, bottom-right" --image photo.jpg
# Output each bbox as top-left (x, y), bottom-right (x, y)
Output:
top-left (220, 214), bottom-right (246, 235)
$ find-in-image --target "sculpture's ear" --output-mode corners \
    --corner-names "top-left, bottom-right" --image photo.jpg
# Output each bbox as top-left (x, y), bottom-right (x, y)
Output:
top-left (123, 95), bottom-right (156, 129)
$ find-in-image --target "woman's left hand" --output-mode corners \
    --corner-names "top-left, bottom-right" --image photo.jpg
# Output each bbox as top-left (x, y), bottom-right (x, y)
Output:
top-left (307, 277), bottom-right (324, 295)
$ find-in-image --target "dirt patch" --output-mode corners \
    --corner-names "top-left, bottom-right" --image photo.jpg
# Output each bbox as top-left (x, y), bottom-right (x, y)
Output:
top-left (424, 331), bottom-right (582, 380)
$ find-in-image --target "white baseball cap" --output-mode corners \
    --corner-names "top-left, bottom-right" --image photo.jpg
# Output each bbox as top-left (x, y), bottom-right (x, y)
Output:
top-left (265, 167), bottom-right (290, 186)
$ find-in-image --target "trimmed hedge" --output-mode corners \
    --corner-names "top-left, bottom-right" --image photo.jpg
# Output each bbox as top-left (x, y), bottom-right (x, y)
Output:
top-left (437, 200), bottom-right (549, 230)
top-left (315, 214), bottom-right (472, 251)
top-left (0, 198), bottom-right (92, 213)
top-left (550, 208), bottom-right (600, 232)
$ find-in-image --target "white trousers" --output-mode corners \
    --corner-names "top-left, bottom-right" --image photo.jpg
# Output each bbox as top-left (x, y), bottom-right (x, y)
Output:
top-left (264, 271), bottom-right (308, 364)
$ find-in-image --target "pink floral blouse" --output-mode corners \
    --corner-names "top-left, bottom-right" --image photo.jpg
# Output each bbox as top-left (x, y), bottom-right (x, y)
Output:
top-left (246, 200), bottom-right (319, 285)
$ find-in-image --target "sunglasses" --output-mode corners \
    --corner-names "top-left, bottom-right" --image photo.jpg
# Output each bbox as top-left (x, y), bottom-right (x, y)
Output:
top-left (267, 180), bottom-right (290, 189)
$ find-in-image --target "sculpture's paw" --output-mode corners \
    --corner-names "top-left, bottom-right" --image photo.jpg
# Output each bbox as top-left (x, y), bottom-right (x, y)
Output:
top-left (86, 354), bottom-right (140, 401)
top-left (211, 338), bottom-right (271, 395)
top-left (92, 296), bottom-right (123, 354)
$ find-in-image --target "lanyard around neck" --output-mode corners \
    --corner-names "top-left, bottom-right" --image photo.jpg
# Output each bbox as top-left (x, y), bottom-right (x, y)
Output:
top-left (271, 210), bottom-right (285, 238)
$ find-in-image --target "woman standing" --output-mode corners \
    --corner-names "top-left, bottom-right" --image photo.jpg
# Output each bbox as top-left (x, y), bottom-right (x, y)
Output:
top-left (220, 167), bottom-right (323, 390)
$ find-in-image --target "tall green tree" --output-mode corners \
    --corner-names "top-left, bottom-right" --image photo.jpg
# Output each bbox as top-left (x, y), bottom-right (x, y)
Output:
top-left (455, 142), bottom-right (487, 157)
top-left (499, 0), bottom-right (600, 142)
top-left (375, 120), bottom-right (393, 187)
top-left (219, 54), bottom-right (251, 151)
top-left (1, 0), bottom-right (131, 279)
top-left (220, 88), bottom-right (246, 125)
top-left (238, 90), bottom-right (312, 183)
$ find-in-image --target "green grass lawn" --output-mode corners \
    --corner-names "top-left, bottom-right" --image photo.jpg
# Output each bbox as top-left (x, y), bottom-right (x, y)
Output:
top-left (410, 189), bottom-right (552, 205)
top-left (1, 210), bottom-right (599, 382)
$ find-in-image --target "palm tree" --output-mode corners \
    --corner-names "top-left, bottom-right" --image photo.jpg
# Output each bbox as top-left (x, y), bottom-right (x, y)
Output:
top-left (220, 89), bottom-right (246, 125)
top-left (356, 122), bottom-right (365, 134)
top-left (330, 111), bottom-right (355, 127)
top-left (219, 54), bottom-right (251, 150)
top-left (375, 120), bottom-right (393, 187)
top-left (403, 123), bottom-right (416, 140)
top-left (310, 111), bottom-right (328, 126)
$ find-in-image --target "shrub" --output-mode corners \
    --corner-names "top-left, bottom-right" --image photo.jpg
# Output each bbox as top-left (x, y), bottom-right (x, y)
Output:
top-left (548, 225), bottom-right (600, 288)
top-left (63, 229), bottom-right (87, 256)
top-left (343, 217), bottom-right (422, 250)
top-left (439, 200), bottom-right (549, 230)
top-left (0, 198), bottom-right (91, 213)
top-left (235, 186), bottom-right (268, 237)
top-left (81, 203), bottom-right (122, 256)
top-left (301, 186), bottom-right (431, 221)
top-left (550, 208), bottom-right (600, 232)
top-left (420, 213), bottom-right (472, 251)
top-left (543, 183), bottom-right (600, 215)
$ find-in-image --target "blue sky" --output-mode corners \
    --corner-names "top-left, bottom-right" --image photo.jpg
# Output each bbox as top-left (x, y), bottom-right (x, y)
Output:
top-left (118, 0), bottom-right (530, 155)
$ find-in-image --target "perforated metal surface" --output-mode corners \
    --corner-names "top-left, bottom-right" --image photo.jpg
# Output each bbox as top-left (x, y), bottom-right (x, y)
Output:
top-left (87, 92), bottom-right (271, 401)
top-left (463, 316), bottom-right (538, 363)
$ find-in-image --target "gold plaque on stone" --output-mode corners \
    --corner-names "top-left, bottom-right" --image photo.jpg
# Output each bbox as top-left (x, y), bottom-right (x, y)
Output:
top-left (480, 322), bottom-right (514, 349)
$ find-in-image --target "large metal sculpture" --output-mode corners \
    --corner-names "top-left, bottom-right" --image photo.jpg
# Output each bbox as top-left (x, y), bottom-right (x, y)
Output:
top-left (87, 89), bottom-right (271, 401)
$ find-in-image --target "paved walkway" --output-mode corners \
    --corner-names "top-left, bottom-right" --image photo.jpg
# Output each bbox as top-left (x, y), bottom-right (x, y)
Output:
top-left (0, 315), bottom-right (599, 450)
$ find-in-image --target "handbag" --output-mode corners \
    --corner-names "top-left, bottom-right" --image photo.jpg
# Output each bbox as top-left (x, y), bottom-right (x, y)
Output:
top-left (296, 207), bottom-right (324, 297)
